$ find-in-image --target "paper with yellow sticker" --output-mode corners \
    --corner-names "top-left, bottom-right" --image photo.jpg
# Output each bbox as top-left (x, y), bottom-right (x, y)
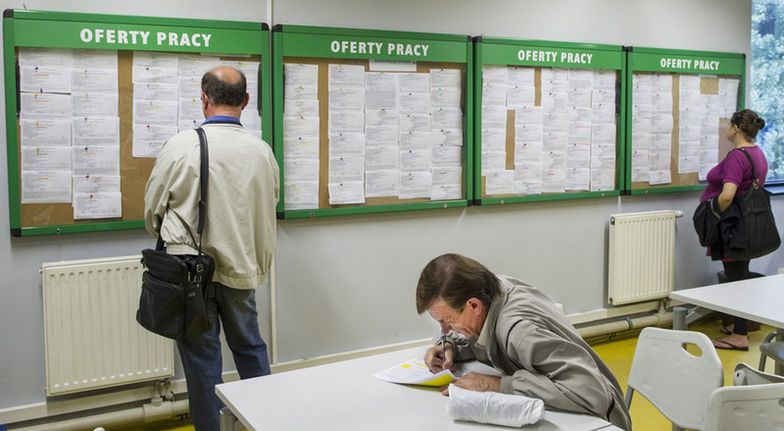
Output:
top-left (372, 359), bottom-right (455, 387)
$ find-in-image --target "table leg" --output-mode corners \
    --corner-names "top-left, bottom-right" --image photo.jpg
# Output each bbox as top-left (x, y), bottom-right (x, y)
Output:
top-left (220, 406), bottom-right (239, 431)
top-left (673, 306), bottom-right (687, 330)
top-left (776, 330), bottom-right (784, 376)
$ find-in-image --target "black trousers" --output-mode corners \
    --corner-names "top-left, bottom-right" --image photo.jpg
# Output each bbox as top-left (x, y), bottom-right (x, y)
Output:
top-left (723, 260), bottom-right (751, 335)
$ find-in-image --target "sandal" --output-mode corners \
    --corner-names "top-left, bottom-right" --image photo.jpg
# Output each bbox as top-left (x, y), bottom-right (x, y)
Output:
top-left (713, 339), bottom-right (749, 351)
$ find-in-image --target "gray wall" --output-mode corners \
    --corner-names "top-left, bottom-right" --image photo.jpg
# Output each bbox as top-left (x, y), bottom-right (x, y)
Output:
top-left (1, 0), bottom-right (775, 416)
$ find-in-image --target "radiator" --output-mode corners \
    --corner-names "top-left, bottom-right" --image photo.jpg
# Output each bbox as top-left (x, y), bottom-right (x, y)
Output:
top-left (41, 256), bottom-right (174, 396)
top-left (608, 210), bottom-right (682, 306)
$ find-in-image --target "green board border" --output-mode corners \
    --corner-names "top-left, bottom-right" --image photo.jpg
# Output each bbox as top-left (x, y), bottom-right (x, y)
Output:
top-left (273, 24), bottom-right (473, 220)
top-left (4, 9), bottom-right (271, 236)
top-left (472, 37), bottom-right (626, 206)
top-left (624, 46), bottom-right (746, 195)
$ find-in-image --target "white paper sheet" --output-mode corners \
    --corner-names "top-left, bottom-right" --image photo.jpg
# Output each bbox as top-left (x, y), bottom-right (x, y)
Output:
top-left (399, 171), bottom-right (432, 199)
top-left (20, 48), bottom-right (73, 68)
top-left (566, 167), bottom-right (590, 191)
top-left (541, 90), bottom-right (568, 113)
top-left (515, 142), bottom-right (543, 164)
top-left (432, 107), bottom-right (462, 130)
top-left (285, 63), bottom-right (319, 86)
top-left (328, 181), bottom-right (365, 204)
top-left (430, 69), bottom-right (460, 88)
top-left (70, 68), bottom-right (118, 93)
top-left (285, 158), bottom-right (319, 181)
top-left (286, 84), bottom-right (319, 100)
top-left (22, 170), bottom-right (72, 203)
top-left (400, 131), bottom-right (431, 150)
top-left (329, 110), bottom-right (365, 134)
top-left (329, 64), bottom-right (365, 88)
top-left (72, 145), bottom-right (120, 175)
top-left (135, 82), bottom-right (178, 101)
top-left (134, 52), bottom-right (178, 69)
top-left (431, 128), bottom-right (462, 146)
top-left (482, 128), bottom-right (506, 152)
top-left (482, 66), bottom-right (509, 84)
top-left (590, 168), bottom-right (615, 191)
top-left (329, 156), bottom-right (365, 182)
top-left (431, 183), bottom-right (462, 201)
top-left (20, 119), bottom-right (71, 147)
top-left (22, 146), bottom-right (72, 171)
top-left (284, 181), bottom-right (319, 210)
top-left (366, 109), bottom-right (399, 129)
top-left (542, 131), bottom-right (568, 152)
top-left (365, 146), bottom-right (400, 170)
top-left (431, 87), bottom-right (461, 107)
top-left (482, 151), bottom-right (506, 172)
top-left (72, 117), bottom-right (120, 146)
top-left (482, 83), bottom-right (507, 106)
top-left (329, 132), bottom-right (365, 157)
top-left (329, 86), bottom-right (365, 110)
top-left (507, 85), bottom-right (535, 108)
top-left (133, 124), bottom-right (179, 146)
top-left (400, 149), bottom-right (431, 171)
top-left (284, 115), bottom-right (320, 139)
top-left (400, 91), bottom-right (431, 112)
top-left (432, 166), bottom-right (462, 185)
top-left (70, 50), bottom-right (116, 70)
top-left (133, 100), bottom-right (178, 125)
top-left (20, 66), bottom-right (71, 93)
top-left (485, 170), bottom-right (515, 195)
top-left (593, 71), bottom-right (616, 89)
top-left (20, 92), bottom-right (72, 118)
top-left (516, 123), bottom-right (544, 144)
top-left (649, 169), bottom-right (672, 185)
top-left (284, 99), bottom-right (319, 117)
top-left (365, 169), bottom-right (400, 197)
top-left (399, 112), bottom-right (431, 133)
top-left (399, 73), bottom-right (430, 93)
top-left (369, 60), bottom-right (416, 72)
top-left (543, 112), bottom-right (569, 132)
top-left (133, 66), bottom-right (178, 85)
top-left (284, 135), bottom-right (320, 160)
top-left (508, 67), bottom-right (535, 86)
top-left (177, 54), bottom-right (219, 78)
top-left (73, 174), bottom-right (121, 194)
top-left (73, 192), bottom-right (122, 219)
top-left (432, 144), bottom-right (461, 167)
top-left (72, 92), bottom-right (119, 117)
top-left (366, 126), bottom-right (399, 146)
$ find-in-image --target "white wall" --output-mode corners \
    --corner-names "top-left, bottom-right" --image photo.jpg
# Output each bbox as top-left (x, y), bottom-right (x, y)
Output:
top-left (2, 0), bottom-right (774, 418)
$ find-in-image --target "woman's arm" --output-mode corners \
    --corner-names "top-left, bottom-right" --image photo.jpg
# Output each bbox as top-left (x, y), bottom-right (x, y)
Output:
top-left (716, 181), bottom-right (738, 212)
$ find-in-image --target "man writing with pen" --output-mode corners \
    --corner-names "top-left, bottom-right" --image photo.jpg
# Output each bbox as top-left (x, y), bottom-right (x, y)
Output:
top-left (416, 254), bottom-right (631, 431)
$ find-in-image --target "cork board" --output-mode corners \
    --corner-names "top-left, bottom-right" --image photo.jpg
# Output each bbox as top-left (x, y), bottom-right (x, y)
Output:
top-left (630, 72), bottom-right (739, 191)
top-left (480, 68), bottom-right (619, 198)
top-left (18, 49), bottom-right (261, 229)
top-left (283, 57), bottom-right (466, 209)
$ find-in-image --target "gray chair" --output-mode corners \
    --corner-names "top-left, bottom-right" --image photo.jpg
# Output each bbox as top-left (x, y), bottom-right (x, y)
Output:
top-left (704, 363), bottom-right (784, 431)
top-left (758, 329), bottom-right (784, 371)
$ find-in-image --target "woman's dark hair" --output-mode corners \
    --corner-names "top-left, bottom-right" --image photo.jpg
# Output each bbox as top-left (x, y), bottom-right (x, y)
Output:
top-left (731, 109), bottom-right (766, 141)
top-left (201, 69), bottom-right (247, 106)
top-left (415, 254), bottom-right (500, 314)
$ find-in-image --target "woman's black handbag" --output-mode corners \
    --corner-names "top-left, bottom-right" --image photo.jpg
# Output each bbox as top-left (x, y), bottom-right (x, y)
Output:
top-left (725, 148), bottom-right (781, 260)
top-left (137, 127), bottom-right (214, 340)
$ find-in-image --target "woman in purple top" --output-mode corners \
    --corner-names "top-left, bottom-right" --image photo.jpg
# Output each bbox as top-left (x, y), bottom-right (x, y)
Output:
top-left (700, 109), bottom-right (768, 351)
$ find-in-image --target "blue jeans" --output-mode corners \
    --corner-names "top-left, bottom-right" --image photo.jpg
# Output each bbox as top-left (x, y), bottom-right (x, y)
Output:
top-left (176, 282), bottom-right (271, 431)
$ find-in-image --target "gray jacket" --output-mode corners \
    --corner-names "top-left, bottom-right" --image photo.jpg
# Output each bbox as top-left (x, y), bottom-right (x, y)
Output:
top-left (446, 275), bottom-right (631, 430)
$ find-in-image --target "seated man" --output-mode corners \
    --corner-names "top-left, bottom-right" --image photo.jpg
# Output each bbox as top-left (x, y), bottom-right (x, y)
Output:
top-left (417, 253), bottom-right (631, 431)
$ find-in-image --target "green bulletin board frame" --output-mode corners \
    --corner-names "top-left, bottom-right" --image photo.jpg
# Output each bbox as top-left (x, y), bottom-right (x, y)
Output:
top-left (472, 38), bottom-right (626, 206)
top-left (4, 9), bottom-right (271, 236)
top-left (272, 25), bottom-right (473, 219)
top-left (624, 46), bottom-right (746, 195)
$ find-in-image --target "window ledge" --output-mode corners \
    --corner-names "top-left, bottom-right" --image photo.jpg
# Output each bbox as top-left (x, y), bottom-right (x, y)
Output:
top-left (766, 184), bottom-right (784, 196)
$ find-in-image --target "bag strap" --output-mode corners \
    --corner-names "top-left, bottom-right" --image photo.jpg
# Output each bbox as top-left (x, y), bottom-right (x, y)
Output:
top-left (734, 147), bottom-right (760, 189)
top-left (195, 127), bottom-right (209, 255)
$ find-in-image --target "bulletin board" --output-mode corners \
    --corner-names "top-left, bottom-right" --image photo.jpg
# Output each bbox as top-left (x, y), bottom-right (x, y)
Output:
top-left (473, 38), bottom-right (626, 206)
top-left (625, 47), bottom-right (745, 195)
top-left (4, 10), bottom-right (270, 236)
top-left (273, 25), bottom-right (473, 219)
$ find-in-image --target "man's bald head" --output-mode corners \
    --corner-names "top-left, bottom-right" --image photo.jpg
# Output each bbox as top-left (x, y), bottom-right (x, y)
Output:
top-left (201, 66), bottom-right (247, 107)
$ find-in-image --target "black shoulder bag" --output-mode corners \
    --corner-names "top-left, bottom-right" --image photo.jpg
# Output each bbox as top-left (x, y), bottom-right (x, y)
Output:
top-left (725, 148), bottom-right (781, 260)
top-left (137, 127), bottom-right (214, 340)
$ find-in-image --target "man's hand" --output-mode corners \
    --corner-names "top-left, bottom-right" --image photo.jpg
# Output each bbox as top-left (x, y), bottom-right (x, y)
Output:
top-left (440, 372), bottom-right (502, 396)
top-left (424, 343), bottom-right (454, 373)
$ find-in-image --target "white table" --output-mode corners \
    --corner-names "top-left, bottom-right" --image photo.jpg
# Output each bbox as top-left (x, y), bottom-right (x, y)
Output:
top-left (670, 274), bottom-right (784, 331)
top-left (216, 346), bottom-right (618, 431)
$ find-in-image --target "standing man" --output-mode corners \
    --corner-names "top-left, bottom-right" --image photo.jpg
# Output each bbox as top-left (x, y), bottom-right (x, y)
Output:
top-left (416, 254), bottom-right (631, 431)
top-left (145, 66), bottom-right (279, 431)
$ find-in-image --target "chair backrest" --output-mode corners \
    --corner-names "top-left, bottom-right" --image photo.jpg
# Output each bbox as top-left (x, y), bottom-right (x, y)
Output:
top-left (627, 327), bottom-right (724, 430)
top-left (705, 383), bottom-right (784, 431)
top-left (734, 362), bottom-right (784, 386)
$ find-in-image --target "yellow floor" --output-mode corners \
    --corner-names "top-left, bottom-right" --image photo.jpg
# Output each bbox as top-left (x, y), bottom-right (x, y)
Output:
top-left (133, 318), bottom-right (772, 431)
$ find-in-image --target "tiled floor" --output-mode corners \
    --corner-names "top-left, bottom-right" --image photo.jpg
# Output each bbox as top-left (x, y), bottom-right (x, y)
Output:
top-left (121, 318), bottom-right (773, 431)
